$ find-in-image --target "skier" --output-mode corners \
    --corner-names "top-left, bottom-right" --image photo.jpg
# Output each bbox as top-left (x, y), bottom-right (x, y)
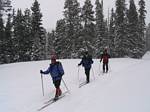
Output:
top-left (78, 51), bottom-right (93, 83)
top-left (40, 56), bottom-right (64, 100)
top-left (100, 48), bottom-right (110, 73)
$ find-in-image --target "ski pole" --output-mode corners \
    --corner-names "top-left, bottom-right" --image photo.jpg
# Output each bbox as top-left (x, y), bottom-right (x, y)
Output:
top-left (108, 62), bottom-right (111, 72)
top-left (77, 66), bottom-right (83, 88)
top-left (62, 78), bottom-right (70, 94)
top-left (91, 67), bottom-right (95, 80)
top-left (99, 62), bottom-right (101, 75)
top-left (41, 73), bottom-right (44, 96)
top-left (77, 66), bottom-right (80, 86)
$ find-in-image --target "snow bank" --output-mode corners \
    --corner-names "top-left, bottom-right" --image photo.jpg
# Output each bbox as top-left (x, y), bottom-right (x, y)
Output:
top-left (143, 51), bottom-right (150, 59)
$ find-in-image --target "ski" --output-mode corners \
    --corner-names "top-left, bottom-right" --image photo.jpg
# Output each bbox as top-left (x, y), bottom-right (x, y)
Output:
top-left (44, 91), bottom-right (68, 104)
top-left (79, 82), bottom-right (87, 88)
top-left (38, 92), bottom-right (68, 111)
top-left (43, 97), bottom-right (55, 104)
top-left (38, 100), bottom-right (55, 111)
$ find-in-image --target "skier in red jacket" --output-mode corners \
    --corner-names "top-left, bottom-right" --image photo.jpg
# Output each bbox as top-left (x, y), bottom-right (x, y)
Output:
top-left (100, 49), bottom-right (110, 73)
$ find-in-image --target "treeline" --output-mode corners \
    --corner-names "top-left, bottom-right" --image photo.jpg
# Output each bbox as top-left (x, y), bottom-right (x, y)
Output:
top-left (0, 0), bottom-right (46, 64)
top-left (0, 0), bottom-right (147, 64)
top-left (48, 0), bottom-right (147, 59)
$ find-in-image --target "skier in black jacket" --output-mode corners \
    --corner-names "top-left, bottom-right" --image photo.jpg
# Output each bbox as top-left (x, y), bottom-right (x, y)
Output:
top-left (78, 51), bottom-right (93, 83)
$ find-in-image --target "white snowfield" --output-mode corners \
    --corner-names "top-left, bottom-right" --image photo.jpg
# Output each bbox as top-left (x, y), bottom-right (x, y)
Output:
top-left (0, 52), bottom-right (150, 112)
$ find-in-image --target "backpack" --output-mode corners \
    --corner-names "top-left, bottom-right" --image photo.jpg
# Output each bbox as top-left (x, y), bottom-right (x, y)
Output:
top-left (56, 61), bottom-right (64, 76)
top-left (103, 54), bottom-right (109, 63)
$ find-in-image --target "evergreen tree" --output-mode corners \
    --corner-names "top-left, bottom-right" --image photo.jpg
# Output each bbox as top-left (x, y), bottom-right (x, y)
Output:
top-left (11, 9), bottom-right (18, 62)
top-left (31, 0), bottom-right (46, 60)
top-left (95, 0), bottom-right (106, 57)
top-left (5, 13), bottom-right (11, 38)
top-left (13, 9), bottom-right (26, 62)
top-left (4, 13), bottom-right (13, 63)
top-left (54, 19), bottom-right (67, 58)
top-left (81, 0), bottom-right (94, 26)
top-left (109, 8), bottom-right (115, 57)
top-left (138, 0), bottom-right (146, 38)
top-left (0, 11), bottom-right (5, 64)
top-left (0, 0), bottom-right (12, 64)
top-left (114, 0), bottom-right (127, 57)
top-left (0, 0), bottom-right (4, 63)
top-left (47, 30), bottom-right (55, 59)
top-left (81, 0), bottom-right (95, 56)
top-left (12, 9), bottom-right (33, 62)
top-left (127, 0), bottom-right (139, 58)
top-left (0, 0), bottom-right (12, 16)
top-left (146, 23), bottom-right (150, 51)
top-left (138, 0), bottom-right (147, 56)
top-left (23, 8), bottom-right (32, 61)
top-left (64, 0), bottom-right (82, 58)
top-left (0, 13), bottom-right (4, 39)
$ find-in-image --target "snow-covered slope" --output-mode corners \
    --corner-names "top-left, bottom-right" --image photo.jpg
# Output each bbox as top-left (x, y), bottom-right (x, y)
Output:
top-left (0, 56), bottom-right (150, 112)
top-left (143, 51), bottom-right (150, 60)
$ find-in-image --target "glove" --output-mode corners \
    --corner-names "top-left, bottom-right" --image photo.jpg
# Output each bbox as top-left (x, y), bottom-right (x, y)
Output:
top-left (40, 70), bottom-right (43, 74)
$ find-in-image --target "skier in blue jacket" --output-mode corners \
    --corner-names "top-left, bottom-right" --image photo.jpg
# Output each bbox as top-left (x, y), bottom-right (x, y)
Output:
top-left (78, 51), bottom-right (93, 83)
top-left (40, 56), bottom-right (64, 99)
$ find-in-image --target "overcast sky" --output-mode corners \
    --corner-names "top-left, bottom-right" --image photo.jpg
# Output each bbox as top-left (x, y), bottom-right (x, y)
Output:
top-left (12, 0), bottom-right (150, 31)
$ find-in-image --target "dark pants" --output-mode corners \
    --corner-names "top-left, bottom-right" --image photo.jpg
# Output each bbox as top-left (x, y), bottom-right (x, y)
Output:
top-left (103, 62), bottom-right (108, 73)
top-left (54, 79), bottom-right (62, 97)
top-left (85, 68), bottom-right (90, 83)
top-left (54, 79), bottom-right (61, 89)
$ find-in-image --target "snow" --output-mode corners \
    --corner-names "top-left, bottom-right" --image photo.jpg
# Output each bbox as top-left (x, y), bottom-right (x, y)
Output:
top-left (143, 51), bottom-right (150, 60)
top-left (0, 55), bottom-right (150, 112)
